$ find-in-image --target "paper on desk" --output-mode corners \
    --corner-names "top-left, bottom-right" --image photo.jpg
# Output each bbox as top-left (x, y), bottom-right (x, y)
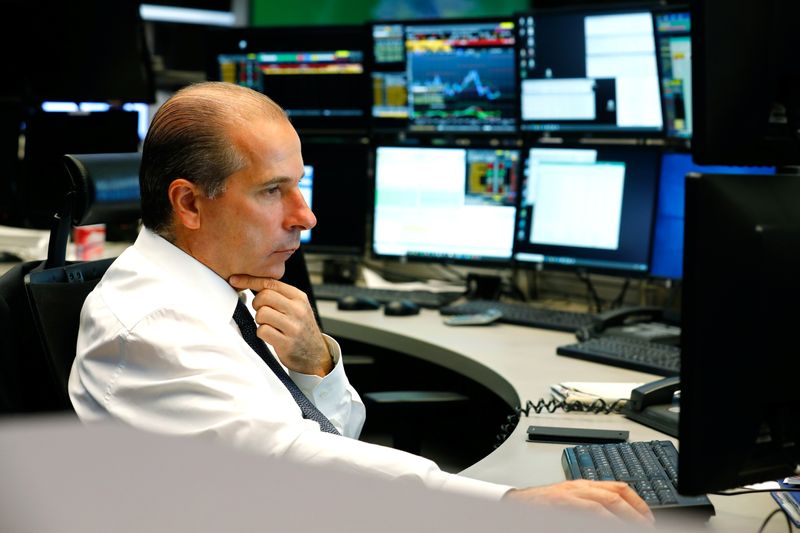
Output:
top-left (551, 381), bottom-right (645, 405)
top-left (361, 267), bottom-right (464, 293)
top-left (0, 225), bottom-right (49, 261)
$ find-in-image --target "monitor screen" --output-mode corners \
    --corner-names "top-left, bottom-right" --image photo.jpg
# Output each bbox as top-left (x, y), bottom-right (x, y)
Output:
top-left (517, 8), bottom-right (663, 134)
top-left (0, 0), bottom-right (155, 104)
top-left (370, 23), bottom-right (409, 125)
top-left (692, 0), bottom-right (800, 166)
top-left (372, 145), bottom-right (520, 263)
top-left (513, 145), bottom-right (660, 275)
top-left (208, 25), bottom-right (369, 132)
top-left (650, 152), bottom-right (776, 280)
top-left (655, 10), bottom-right (692, 139)
top-left (300, 141), bottom-right (369, 255)
top-left (680, 172), bottom-right (800, 494)
top-left (405, 19), bottom-right (518, 133)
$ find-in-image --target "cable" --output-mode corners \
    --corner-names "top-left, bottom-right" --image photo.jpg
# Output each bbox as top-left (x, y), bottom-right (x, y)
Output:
top-left (758, 508), bottom-right (792, 533)
top-left (610, 277), bottom-right (630, 309)
top-left (711, 488), bottom-right (799, 533)
top-left (576, 269), bottom-right (604, 313)
top-left (494, 397), bottom-right (627, 448)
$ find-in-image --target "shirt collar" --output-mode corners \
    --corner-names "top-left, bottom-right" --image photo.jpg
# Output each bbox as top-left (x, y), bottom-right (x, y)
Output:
top-left (132, 228), bottom-right (242, 322)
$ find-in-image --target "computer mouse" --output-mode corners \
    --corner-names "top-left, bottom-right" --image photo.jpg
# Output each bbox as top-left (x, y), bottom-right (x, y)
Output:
top-left (337, 295), bottom-right (381, 311)
top-left (384, 299), bottom-right (421, 317)
top-left (0, 251), bottom-right (23, 262)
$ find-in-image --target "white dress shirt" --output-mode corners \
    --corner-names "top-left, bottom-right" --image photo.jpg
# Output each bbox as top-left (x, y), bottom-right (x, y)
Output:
top-left (69, 228), bottom-right (511, 500)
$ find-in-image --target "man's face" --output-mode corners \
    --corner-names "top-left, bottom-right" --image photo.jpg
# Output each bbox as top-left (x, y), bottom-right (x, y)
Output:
top-left (194, 118), bottom-right (316, 280)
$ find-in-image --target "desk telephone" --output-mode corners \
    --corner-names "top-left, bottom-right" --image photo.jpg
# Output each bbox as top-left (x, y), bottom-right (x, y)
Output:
top-left (573, 306), bottom-right (682, 437)
top-left (577, 306), bottom-right (681, 345)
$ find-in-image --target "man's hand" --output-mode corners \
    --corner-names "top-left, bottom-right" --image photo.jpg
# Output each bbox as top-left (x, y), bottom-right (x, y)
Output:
top-left (503, 480), bottom-right (654, 525)
top-left (229, 274), bottom-right (332, 377)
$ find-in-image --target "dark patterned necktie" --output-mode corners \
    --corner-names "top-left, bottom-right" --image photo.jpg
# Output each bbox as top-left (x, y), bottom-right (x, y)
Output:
top-left (232, 299), bottom-right (340, 435)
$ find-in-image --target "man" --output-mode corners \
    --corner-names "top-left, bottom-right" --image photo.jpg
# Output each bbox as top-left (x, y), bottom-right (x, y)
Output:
top-left (69, 82), bottom-right (652, 524)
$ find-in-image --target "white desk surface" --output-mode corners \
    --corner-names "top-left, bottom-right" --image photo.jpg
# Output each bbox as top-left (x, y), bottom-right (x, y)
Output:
top-left (319, 301), bottom-right (782, 532)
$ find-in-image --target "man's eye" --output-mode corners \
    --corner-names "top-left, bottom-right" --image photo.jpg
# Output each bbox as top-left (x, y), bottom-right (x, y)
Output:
top-left (263, 186), bottom-right (280, 195)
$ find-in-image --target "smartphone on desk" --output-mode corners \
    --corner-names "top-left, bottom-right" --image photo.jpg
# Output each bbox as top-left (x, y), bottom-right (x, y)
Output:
top-left (527, 425), bottom-right (629, 444)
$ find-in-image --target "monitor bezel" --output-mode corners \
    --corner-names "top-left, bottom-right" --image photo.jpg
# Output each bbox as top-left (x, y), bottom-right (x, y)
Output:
top-left (511, 141), bottom-right (662, 278)
top-left (514, 4), bottom-right (666, 140)
top-left (204, 24), bottom-right (371, 134)
top-left (393, 15), bottom-right (521, 136)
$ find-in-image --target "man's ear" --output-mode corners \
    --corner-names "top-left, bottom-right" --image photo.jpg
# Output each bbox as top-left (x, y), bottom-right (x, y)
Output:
top-left (168, 178), bottom-right (201, 230)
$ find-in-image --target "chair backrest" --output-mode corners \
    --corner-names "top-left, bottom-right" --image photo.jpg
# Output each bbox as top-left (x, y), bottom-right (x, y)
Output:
top-left (0, 261), bottom-right (65, 413)
top-left (0, 152), bottom-right (140, 413)
top-left (24, 258), bottom-right (115, 403)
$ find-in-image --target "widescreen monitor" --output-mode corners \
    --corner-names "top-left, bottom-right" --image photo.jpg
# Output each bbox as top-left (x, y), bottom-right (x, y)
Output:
top-left (208, 25), bottom-right (370, 132)
top-left (680, 172), bottom-right (800, 494)
top-left (404, 18), bottom-right (518, 133)
top-left (517, 8), bottom-right (663, 134)
top-left (372, 145), bottom-right (520, 263)
top-left (655, 9), bottom-right (691, 139)
top-left (650, 152), bottom-right (775, 280)
top-left (513, 145), bottom-right (660, 275)
top-left (300, 141), bottom-right (369, 255)
top-left (0, 0), bottom-right (155, 104)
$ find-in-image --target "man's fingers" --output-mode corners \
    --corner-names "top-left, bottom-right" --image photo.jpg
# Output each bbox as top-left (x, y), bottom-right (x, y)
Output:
top-left (229, 274), bottom-right (277, 292)
top-left (229, 274), bottom-right (304, 299)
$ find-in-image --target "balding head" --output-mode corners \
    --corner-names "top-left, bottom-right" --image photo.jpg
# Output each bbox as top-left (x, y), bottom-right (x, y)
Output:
top-left (139, 82), bottom-right (288, 239)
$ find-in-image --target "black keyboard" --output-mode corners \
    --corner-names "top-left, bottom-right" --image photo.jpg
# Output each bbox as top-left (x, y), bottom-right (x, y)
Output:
top-left (562, 440), bottom-right (714, 518)
top-left (557, 336), bottom-right (680, 376)
top-left (439, 299), bottom-right (595, 332)
top-left (312, 283), bottom-right (463, 309)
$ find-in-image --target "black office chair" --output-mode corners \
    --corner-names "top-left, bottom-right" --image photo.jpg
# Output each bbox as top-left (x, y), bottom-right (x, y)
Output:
top-left (0, 152), bottom-right (140, 413)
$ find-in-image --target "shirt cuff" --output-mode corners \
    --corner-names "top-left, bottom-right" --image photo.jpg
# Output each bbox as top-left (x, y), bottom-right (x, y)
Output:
top-left (289, 334), bottom-right (344, 399)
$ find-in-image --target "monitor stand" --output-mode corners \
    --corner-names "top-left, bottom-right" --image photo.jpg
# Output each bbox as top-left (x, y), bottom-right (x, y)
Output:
top-left (322, 258), bottom-right (359, 285)
top-left (465, 273), bottom-right (502, 300)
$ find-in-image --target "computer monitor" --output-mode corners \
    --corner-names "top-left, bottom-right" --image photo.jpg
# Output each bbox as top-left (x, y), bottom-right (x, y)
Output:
top-left (650, 152), bottom-right (776, 280)
top-left (0, 0), bottom-right (155, 104)
top-left (208, 25), bottom-right (370, 132)
top-left (513, 145), bottom-right (660, 275)
top-left (372, 145), bottom-right (521, 263)
top-left (654, 8), bottom-right (691, 140)
top-left (517, 7), bottom-right (663, 134)
top-left (679, 172), bottom-right (800, 495)
top-left (692, 0), bottom-right (800, 166)
top-left (300, 141), bottom-right (369, 255)
top-left (370, 23), bottom-right (409, 128)
top-left (404, 18), bottom-right (518, 133)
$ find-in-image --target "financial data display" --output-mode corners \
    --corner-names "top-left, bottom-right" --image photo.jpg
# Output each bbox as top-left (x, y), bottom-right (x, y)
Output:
top-left (518, 10), bottom-right (663, 133)
top-left (209, 25), bottom-right (369, 131)
top-left (514, 145), bottom-right (660, 274)
top-left (371, 23), bottom-right (409, 120)
top-left (373, 146), bottom-right (520, 263)
top-left (656, 11), bottom-right (692, 139)
top-left (405, 20), bottom-right (517, 133)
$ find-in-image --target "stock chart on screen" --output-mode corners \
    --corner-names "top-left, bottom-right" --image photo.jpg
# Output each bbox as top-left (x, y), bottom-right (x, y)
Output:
top-left (405, 19), bottom-right (517, 133)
